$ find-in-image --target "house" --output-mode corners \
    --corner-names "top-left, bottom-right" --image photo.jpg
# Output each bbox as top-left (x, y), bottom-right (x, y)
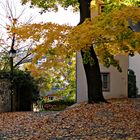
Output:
top-left (44, 93), bottom-right (62, 101)
top-left (44, 90), bottom-right (62, 101)
top-left (40, 87), bottom-right (63, 102)
top-left (76, 0), bottom-right (128, 103)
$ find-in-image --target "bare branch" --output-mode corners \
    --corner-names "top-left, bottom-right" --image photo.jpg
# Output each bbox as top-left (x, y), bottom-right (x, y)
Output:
top-left (17, 8), bottom-right (26, 20)
top-left (14, 41), bottom-right (34, 67)
top-left (24, 14), bottom-right (36, 24)
top-left (13, 0), bottom-right (17, 18)
top-left (14, 52), bottom-right (31, 67)
top-left (0, 45), bottom-right (9, 53)
top-left (6, 0), bottom-right (14, 19)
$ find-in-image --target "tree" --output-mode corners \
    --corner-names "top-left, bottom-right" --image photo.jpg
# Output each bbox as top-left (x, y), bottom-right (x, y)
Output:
top-left (78, 0), bottom-right (106, 103)
top-left (68, 6), bottom-right (140, 65)
top-left (20, 0), bottom-right (140, 103)
top-left (63, 3), bottom-right (140, 102)
top-left (20, 0), bottom-right (106, 103)
top-left (0, 1), bottom-right (76, 103)
top-left (12, 22), bottom-right (75, 99)
top-left (0, 0), bottom-right (40, 111)
top-left (0, 0), bottom-right (35, 71)
top-left (30, 53), bottom-right (76, 101)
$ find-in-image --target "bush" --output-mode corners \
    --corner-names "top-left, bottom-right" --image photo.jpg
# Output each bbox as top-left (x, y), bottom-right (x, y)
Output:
top-left (46, 99), bottom-right (75, 105)
top-left (43, 99), bottom-right (75, 111)
top-left (13, 70), bottom-right (39, 111)
top-left (0, 70), bottom-right (39, 111)
top-left (128, 69), bottom-right (138, 98)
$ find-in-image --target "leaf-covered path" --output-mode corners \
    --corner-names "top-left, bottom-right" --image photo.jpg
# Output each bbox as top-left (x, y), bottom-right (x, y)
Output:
top-left (0, 99), bottom-right (140, 140)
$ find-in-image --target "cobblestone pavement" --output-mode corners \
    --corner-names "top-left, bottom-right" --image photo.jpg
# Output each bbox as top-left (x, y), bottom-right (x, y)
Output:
top-left (0, 99), bottom-right (140, 140)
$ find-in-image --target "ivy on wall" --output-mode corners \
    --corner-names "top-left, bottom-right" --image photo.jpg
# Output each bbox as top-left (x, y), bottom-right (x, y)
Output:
top-left (0, 70), bottom-right (39, 111)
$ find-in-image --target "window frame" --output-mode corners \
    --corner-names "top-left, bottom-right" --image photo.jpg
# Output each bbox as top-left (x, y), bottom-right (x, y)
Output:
top-left (48, 96), bottom-right (54, 100)
top-left (101, 72), bottom-right (110, 92)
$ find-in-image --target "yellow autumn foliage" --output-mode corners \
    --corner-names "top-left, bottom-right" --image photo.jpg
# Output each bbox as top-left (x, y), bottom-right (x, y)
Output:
top-left (68, 6), bottom-right (140, 60)
top-left (52, 6), bottom-right (139, 68)
top-left (13, 22), bottom-right (73, 74)
top-left (12, 6), bottom-right (140, 73)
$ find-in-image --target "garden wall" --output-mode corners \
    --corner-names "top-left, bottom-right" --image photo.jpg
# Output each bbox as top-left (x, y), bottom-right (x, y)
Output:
top-left (0, 79), bottom-right (11, 112)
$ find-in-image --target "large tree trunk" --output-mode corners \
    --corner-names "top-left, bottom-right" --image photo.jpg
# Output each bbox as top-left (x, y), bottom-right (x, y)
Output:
top-left (78, 0), bottom-right (106, 103)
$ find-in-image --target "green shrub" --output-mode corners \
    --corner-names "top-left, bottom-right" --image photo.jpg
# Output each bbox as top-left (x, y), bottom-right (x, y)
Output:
top-left (46, 99), bottom-right (75, 105)
top-left (13, 70), bottom-right (39, 111)
top-left (43, 99), bottom-right (75, 111)
top-left (0, 70), bottom-right (39, 111)
top-left (128, 69), bottom-right (138, 98)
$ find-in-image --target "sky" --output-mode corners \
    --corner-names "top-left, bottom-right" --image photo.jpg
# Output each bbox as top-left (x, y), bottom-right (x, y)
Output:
top-left (0, 0), bottom-right (80, 26)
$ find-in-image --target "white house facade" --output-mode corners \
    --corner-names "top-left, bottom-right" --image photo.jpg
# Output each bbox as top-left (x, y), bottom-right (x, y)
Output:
top-left (76, 53), bottom-right (128, 103)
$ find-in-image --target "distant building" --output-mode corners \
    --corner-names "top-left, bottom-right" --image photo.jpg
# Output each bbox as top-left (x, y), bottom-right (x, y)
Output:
top-left (37, 56), bottom-right (46, 66)
top-left (40, 87), bottom-right (64, 101)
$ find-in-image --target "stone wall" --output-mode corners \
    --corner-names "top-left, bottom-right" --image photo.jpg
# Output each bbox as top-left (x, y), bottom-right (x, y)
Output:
top-left (0, 79), bottom-right (11, 112)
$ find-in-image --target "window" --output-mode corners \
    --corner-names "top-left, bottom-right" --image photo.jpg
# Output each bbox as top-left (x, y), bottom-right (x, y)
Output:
top-left (101, 73), bottom-right (110, 91)
top-left (99, 4), bottom-right (104, 14)
top-left (48, 96), bottom-right (54, 100)
top-left (100, 5), bottom-right (104, 12)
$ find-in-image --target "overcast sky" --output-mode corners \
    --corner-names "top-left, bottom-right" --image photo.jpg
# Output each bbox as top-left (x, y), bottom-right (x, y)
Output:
top-left (0, 0), bottom-right (80, 26)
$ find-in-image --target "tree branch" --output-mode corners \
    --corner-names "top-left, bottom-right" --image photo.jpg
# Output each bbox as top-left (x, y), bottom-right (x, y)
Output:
top-left (14, 52), bottom-right (31, 68)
